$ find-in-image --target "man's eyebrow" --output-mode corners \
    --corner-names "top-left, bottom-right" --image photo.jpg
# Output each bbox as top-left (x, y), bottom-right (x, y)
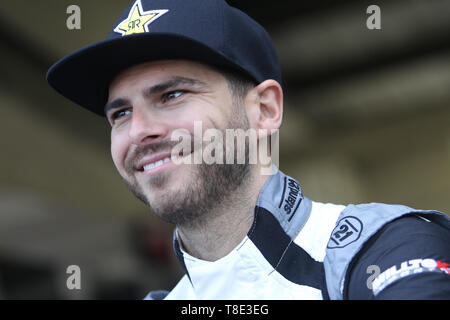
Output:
top-left (104, 76), bottom-right (208, 115)
top-left (143, 76), bottom-right (209, 97)
top-left (104, 97), bottom-right (131, 115)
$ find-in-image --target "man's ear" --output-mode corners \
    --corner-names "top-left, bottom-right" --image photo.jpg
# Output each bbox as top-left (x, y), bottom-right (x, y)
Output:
top-left (246, 79), bottom-right (283, 136)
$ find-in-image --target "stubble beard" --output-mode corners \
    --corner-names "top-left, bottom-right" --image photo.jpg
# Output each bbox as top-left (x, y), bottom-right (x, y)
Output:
top-left (122, 107), bottom-right (252, 228)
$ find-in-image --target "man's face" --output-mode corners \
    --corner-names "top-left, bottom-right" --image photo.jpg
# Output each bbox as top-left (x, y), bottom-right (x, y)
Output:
top-left (106, 60), bottom-right (251, 226)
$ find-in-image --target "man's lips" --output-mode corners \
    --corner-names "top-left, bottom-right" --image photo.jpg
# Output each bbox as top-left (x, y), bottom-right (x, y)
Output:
top-left (134, 150), bottom-right (193, 174)
top-left (131, 151), bottom-right (175, 178)
top-left (136, 152), bottom-right (173, 172)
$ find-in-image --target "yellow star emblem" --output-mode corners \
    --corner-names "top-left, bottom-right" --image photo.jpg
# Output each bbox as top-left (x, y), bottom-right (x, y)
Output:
top-left (114, 0), bottom-right (168, 36)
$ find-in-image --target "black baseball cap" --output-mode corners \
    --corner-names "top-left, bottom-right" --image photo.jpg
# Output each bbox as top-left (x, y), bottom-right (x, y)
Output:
top-left (46, 0), bottom-right (282, 116)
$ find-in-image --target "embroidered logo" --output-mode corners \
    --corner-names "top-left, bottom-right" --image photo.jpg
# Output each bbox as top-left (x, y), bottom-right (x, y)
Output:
top-left (279, 177), bottom-right (303, 222)
top-left (114, 0), bottom-right (168, 36)
top-left (327, 216), bottom-right (363, 249)
top-left (283, 179), bottom-right (301, 214)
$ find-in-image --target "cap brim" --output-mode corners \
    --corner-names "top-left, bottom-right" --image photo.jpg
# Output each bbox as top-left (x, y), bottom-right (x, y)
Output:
top-left (46, 33), bottom-right (245, 116)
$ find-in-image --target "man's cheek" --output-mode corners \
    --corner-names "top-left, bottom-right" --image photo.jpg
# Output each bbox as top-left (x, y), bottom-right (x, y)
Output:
top-left (110, 136), bottom-right (129, 176)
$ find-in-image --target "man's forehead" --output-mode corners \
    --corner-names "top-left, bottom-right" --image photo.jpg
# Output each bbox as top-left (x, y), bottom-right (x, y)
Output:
top-left (109, 59), bottom-right (222, 88)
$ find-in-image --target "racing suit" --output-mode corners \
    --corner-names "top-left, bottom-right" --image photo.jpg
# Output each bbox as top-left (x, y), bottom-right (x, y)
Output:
top-left (145, 169), bottom-right (450, 300)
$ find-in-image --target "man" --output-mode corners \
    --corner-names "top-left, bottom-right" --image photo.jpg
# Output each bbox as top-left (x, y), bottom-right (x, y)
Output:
top-left (47, 0), bottom-right (450, 299)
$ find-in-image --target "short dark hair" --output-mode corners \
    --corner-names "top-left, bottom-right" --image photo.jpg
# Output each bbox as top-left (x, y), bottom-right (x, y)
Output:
top-left (213, 66), bottom-right (258, 101)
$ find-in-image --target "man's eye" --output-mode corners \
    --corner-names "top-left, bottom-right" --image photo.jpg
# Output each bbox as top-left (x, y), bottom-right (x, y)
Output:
top-left (161, 90), bottom-right (185, 103)
top-left (111, 109), bottom-right (131, 123)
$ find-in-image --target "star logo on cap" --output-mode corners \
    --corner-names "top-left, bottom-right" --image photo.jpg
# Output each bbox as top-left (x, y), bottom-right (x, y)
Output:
top-left (114, 0), bottom-right (168, 36)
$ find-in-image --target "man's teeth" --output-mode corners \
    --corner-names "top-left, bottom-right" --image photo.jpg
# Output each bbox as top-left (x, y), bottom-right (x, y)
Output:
top-left (143, 157), bottom-right (171, 171)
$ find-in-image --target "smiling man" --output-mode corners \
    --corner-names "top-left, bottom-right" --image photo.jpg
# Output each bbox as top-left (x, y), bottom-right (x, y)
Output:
top-left (106, 59), bottom-right (277, 260)
top-left (47, 0), bottom-right (450, 300)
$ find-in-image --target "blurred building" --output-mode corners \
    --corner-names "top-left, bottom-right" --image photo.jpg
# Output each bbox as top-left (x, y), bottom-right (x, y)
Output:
top-left (0, 0), bottom-right (449, 299)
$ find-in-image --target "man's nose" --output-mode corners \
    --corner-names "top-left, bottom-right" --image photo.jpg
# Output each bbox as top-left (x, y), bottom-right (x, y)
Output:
top-left (128, 106), bottom-right (168, 146)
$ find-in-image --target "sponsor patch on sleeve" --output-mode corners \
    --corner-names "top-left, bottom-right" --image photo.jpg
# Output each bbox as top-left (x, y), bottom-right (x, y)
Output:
top-left (372, 258), bottom-right (450, 296)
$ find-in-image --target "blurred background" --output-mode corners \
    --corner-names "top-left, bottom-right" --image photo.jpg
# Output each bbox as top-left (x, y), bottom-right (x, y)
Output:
top-left (0, 0), bottom-right (449, 299)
